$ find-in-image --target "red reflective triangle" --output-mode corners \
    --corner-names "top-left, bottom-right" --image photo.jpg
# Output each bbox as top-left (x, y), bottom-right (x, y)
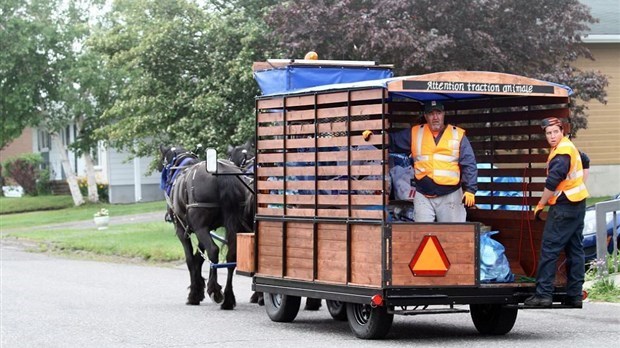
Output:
top-left (409, 235), bottom-right (451, 277)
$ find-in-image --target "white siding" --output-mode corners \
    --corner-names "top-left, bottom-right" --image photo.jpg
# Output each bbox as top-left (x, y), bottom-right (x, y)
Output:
top-left (106, 147), bottom-right (163, 203)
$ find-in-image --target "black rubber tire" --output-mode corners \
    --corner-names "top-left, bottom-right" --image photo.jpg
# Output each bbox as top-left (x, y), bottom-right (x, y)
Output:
top-left (470, 304), bottom-right (518, 335)
top-left (264, 293), bottom-right (301, 322)
top-left (326, 300), bottom-right (347, 321)
top-left (346, 303), bottom-right (393, 339)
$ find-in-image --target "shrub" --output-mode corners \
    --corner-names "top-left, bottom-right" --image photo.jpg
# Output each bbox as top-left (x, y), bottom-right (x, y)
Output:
top-left (2, 154), bottom-right (43, 196)
top-left (36, 168), bottom-right (51, 195)
top-left (77, 176), bottom-right (109, 203)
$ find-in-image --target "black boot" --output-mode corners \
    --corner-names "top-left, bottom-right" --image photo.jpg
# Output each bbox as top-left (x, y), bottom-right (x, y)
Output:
top-left (561, 296), bottom-right (583, 308)
top-left (524, 295), bottom-right (552, 307)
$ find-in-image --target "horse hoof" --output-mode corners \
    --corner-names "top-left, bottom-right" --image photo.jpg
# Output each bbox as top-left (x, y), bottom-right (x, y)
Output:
top-left (304, 298), bottom-right (322, 311)
top-left (210, 291), bottom-right (224, 304)
top-left (257, 297), bottom-right (265, 306)
top-left (186, 299), bottom-right (201, 305)
top-left (220, 302), bottom-right (236, 310)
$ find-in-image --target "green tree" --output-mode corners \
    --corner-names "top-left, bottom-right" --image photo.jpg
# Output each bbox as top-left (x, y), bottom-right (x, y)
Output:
top-left (91, 0), bottom-right (281, 160)
top-left (265, 0), bottom-right (608, 134)
top-left (1, 0), bottom-right (69, 148)
top-left (1, 0), bottom-right (108, 205)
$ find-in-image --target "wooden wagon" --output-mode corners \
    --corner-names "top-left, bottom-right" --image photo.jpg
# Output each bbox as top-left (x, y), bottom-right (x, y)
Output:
top-left (238, 64), bottom-right (578, 339)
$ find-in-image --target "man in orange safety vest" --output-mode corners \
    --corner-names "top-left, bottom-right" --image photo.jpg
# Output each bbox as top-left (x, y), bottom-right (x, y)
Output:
top-left (389, 100), bottom-right (478, 222)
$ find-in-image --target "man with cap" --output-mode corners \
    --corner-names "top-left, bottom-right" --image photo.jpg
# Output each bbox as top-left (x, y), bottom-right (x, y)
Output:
top-left (389, 100), bottom-right (478, 223)
top-left (525, 117), bottom-right (590, 308)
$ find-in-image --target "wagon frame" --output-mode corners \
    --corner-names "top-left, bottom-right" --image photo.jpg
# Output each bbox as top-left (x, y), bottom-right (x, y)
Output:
top-left (238, 67), bottom-right (579, 339)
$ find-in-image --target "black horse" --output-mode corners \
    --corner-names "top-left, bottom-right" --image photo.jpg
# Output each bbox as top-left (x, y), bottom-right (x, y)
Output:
top-left (158, 143), bottom-right (255, 309)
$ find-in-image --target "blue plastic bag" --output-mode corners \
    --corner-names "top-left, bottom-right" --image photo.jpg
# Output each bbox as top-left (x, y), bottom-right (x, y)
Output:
top-left (480, 231), bottom-right (514, 283)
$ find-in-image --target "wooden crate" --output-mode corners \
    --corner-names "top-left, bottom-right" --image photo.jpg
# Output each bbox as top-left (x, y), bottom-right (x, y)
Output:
top-left (237, 233), bottom-right (255, 274)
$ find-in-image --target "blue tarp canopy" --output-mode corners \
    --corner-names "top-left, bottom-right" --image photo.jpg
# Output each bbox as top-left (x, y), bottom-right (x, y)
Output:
top-left (256, 69), bottom-right (573, 101)
top-left (254, 65), bottom-right (393, 95)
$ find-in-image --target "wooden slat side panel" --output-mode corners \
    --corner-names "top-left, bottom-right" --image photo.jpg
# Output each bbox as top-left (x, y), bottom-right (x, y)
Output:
top-left (279, 104), bottom-right (387, 122)
top-left (257, 179), bottom-right (384, 192)
top-left (258, 118), bottom-right (388, 137)
top-left (257, 221), bottom-right (283, 277)
top-left (350, 224), bottom-right (382, 287)
top-left (285, 222), bottom-right (313, 280)
top-left (257, 135), bottom-right (385, 150)
top-left (447, 108), bottom-right (570, 125)
top-left (256, 148), bottom-right (386, 164)
top-left (316, 224), bottom-right (347, 283)
top-left (257, 193), bottom-right (385, 206)
top-left (257, 206), bottom-right (385, 219)
top-left (390, 223), bottom-right (476, 286)
top-left (257, 164), bottom-right (385, 178)
top-left (471, 139), bottom-right (549, 151)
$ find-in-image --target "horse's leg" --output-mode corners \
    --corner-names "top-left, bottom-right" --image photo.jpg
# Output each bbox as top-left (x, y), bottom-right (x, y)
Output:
top-left (176, 226), bottom-right (205, 305)
top-left (221, 235), bottom-right (237, 310)
top-left (195, 228), bottom-right (223, 304)
top-left (250, 291), bottom-right (264, 306)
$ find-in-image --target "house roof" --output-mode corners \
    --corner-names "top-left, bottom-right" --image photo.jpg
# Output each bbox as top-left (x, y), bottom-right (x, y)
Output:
top-left (581, 0), bottom-right (620, 43)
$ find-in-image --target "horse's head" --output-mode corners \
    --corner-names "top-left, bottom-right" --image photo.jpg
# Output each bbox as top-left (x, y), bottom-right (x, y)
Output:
top-left (227, 137), bottom-right (255, 169)
top-left (158, 145), bottom-right (188, 172)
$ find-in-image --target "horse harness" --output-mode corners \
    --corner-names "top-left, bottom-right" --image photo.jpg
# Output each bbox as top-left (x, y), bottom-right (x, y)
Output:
top-left (161, 150), bottom-right (253, 240)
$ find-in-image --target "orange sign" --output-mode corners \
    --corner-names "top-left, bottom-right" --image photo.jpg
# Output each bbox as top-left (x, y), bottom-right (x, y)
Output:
top-left (409, 235), bottom-right (450, 276)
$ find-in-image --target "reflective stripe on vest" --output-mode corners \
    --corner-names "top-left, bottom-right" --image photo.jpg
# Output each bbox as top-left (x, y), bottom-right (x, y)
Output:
top-left (411, 124), bottom-right (464, 186)
top-left (547, 137), bottom-right (589, 205)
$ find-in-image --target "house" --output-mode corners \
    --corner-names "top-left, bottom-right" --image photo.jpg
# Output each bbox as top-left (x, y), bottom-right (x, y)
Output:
top-left (574, 0), bottom-right (620, 196)
top-left (0, 126), bottom-right (163, 204)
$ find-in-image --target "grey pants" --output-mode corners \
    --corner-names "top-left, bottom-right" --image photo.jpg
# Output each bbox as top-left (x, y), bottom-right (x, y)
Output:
top-left (414, 188), bottom-right (466, 223)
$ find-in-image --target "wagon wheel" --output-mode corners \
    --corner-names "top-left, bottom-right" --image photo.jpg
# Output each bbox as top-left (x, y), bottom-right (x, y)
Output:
top-left (264, 292), bottom-right (301, 322)
top-left (326, 300), bottom-right (347, 321)
top-left (470, 304), bottom-right (518, 335)
top-left (346, 302), bottom-right (393, 339)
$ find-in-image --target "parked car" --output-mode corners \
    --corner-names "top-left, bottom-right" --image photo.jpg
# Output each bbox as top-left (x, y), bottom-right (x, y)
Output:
top-left (582, 193), bottom-right (620, 265)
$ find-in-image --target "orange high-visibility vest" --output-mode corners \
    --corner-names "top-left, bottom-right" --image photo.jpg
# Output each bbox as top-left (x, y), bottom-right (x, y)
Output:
top-left (411, 124), bottom-right (465, 186)
top-left (547, 137), bottom-right (589, 205)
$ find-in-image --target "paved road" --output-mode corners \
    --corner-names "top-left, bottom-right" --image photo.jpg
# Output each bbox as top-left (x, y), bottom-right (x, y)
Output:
top-left (2, 243), bottom-right (619, 348)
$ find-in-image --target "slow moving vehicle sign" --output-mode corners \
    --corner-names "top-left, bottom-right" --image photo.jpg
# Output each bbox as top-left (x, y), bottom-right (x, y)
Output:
top-left (409, 235), bottom-right (451, 276)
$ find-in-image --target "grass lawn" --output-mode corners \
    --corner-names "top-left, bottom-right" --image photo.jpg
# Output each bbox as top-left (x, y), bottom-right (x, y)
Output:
top-left (0, 195), bottom-right (74, 214)
top-left (0, 200), bottom-right (167, 230)
top-left (3, 221), bottom-right (185, 264)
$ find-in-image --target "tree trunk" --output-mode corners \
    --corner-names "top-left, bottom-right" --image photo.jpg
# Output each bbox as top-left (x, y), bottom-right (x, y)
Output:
top-left (74, 115), bottom-right (99, 203)
top-left (51, 133), bottom-right (84, 206)
top-left (83, 153), bottom-right (99, 203)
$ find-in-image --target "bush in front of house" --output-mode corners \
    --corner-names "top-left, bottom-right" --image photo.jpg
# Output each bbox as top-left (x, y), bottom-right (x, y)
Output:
top-left (36, 168), bottom-right (51, 195)
top-left (77, 176), bottom-right (109, 202)
top-left (2, 154), bottom-right (43, 196)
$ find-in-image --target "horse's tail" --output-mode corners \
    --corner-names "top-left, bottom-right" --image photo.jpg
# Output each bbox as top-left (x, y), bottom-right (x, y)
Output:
top-left (217, 173), bottom-right (246, 259)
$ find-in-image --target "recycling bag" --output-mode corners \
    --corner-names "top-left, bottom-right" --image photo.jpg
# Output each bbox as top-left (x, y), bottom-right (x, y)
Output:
top-left (480, 231), bottom-right (514, 283)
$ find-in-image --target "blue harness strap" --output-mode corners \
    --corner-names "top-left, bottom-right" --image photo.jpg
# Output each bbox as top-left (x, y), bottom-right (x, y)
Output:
top-left (210, 262), bottom-right (236, 269)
